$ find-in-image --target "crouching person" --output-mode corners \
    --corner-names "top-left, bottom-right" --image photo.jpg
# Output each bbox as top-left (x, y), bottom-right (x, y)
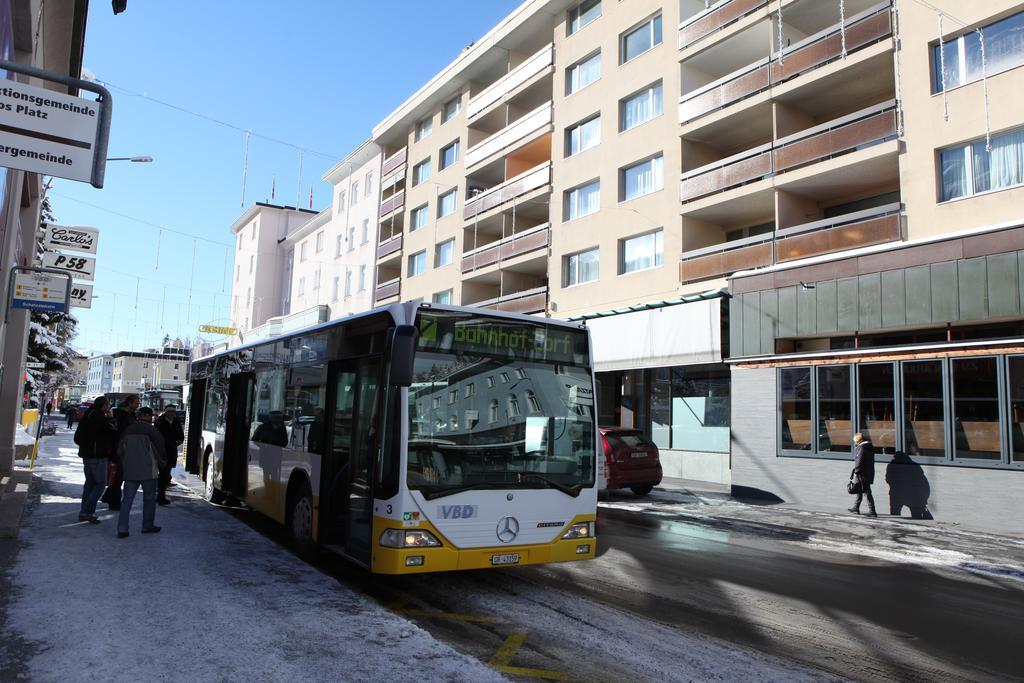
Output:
top-left (116, 407), bottom-right (167, 538)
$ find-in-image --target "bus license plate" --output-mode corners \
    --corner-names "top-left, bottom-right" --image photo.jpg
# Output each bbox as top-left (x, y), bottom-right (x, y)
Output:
top-left (491, 553), bottom-right (520, 566)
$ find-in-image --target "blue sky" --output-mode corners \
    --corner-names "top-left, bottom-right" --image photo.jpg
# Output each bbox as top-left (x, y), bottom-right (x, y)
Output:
top-left (58, 1), bottom-right (519, 355)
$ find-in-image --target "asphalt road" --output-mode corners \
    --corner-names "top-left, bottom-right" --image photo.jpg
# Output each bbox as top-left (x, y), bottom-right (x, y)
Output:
top-left (203, 484), bottom-right (1023, 682)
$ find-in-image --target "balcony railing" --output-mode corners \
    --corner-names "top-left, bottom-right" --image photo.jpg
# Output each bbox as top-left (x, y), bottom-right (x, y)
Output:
top-left (461, 224), bottom-right (550, 273)
top-left (463, 162), bottom-right (551, 222)
top-left (376, 234), bottom-right (403, 260)
top-left (774, 203), bottom-right (902, 262)
top-left (474, 286), bottom-right (547, 315)
top-left (680, 100), bottom-right (896, 202)
top-left (381, 147), bottom-right (407, 177)
top-left (467, 44), bottom-right (554, 119)
top-left (679, 0), bottom-right (767, 50)
top-left (380, 189), bottom-right (405, 216)
top-left (465, 102), bottom-right (552, 169)
top-left (679, 234), bottom-right (773, 284)
top-left (381, 168), bottom-right (405, 193)
top-left (374, 277), bottom-right (400, 303)
top-left (679, 1), bottom-right (892, 124)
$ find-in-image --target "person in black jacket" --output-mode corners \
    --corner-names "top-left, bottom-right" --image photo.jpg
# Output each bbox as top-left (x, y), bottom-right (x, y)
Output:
top-left (101, 394), bottom-right (140, 511)
top-left (75, 396), bottom-right (118, 523)
top-left (153, 404), bottom-right (184, 505)
top-left (848, 432), bottom-right (878, 517)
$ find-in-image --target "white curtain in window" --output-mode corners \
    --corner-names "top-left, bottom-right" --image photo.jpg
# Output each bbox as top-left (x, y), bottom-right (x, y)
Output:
top-left (625, 156), bottom-right (663, 199)
top-left (622, 84), bottom-right (662, 130)
top-left (973, 129), bottom-right (1024, 193)
top-left (940, 147), bottom-right (968, 201)
top-left (579, 249), bottom-right (599, 282)
top-left (570, 54), bottom-right (600, 92)
top-left (579, 181), bottom-right (600, 216)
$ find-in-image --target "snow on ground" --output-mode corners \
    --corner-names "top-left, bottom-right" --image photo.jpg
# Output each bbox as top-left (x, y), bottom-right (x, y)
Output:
top-left (600, 489), bottom-right (1024, 584)
top-left (1, 429), bottom-right (506, 682)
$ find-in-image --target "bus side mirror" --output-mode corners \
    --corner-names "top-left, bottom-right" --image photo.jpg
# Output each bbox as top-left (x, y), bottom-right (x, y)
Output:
top-left (389, 325), bottom-right (418, 387)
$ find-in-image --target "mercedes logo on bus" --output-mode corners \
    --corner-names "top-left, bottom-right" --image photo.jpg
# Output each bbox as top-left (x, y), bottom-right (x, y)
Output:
top-left (496, 516), bottom-right (520, 543)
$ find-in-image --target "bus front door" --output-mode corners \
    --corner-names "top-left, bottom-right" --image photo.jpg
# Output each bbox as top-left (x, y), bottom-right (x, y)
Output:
top-left (185, 378), bottom-right (206, 474)
top-left (323, 357), bottom-right (383, 566)
top-left (223, 372), bottom-right (254, 498)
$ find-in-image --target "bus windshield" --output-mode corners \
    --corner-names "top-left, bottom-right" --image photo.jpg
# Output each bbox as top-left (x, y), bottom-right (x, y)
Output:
top-left (407, 312), bottom-right (595, 499)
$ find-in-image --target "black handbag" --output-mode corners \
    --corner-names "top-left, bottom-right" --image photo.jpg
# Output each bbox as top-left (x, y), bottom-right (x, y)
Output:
top-left (847, 477), bottom-right (863, 495)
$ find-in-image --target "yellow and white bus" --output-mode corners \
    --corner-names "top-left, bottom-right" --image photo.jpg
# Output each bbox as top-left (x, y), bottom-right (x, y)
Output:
top-left (184, 302), bottom-right (597, 574)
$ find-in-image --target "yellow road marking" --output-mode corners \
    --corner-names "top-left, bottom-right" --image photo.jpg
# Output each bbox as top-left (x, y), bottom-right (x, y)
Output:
top-left (489, 633), bottom-right (572, 681)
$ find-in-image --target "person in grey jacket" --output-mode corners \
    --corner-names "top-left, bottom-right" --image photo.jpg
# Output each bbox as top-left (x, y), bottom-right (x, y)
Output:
top-left (848, 432), bottom-right (877, 517)
top-left (116, 407), bottom-right (167, 538)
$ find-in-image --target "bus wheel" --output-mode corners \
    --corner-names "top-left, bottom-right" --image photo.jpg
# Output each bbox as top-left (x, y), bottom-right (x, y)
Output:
top-left (205, 457), bottom-right (226, 505)
top-left (288, 482), bottom-right (316, 558)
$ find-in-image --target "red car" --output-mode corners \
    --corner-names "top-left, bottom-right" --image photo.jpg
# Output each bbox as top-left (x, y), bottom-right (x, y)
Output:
top-left (600, 427), bottom-right (662, 496)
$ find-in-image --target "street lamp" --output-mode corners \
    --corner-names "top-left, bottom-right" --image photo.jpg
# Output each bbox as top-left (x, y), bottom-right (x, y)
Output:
top-left (106, 156), bottom-right (153, 163)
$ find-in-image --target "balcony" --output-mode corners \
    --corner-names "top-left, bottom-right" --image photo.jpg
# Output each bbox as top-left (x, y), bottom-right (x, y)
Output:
top-left (680, 100), bottom-right (896, 203)
top-left (475, 287), bottom-right (548, 315)
top-left (679, 234), bottom-right (773, 284)
top-left (465, 102), bottom-right (552, 169)
top-left (374, 277), bottom-right (400, 303)
top-left (461, 224), bottom-right (549, 274)
top-left (463, 162), bottom-right (551, 222)
top-left (381, 147), bottom-right (407, 177)
top-left (775, 203), bottom-right (901, 263)
top-left (679, 1), bottom-right (892, 124)
top-left (376, 234), bottom-right (403, 260)
top-left (679, 0), bottom-right (767, 50)
top-left (467, 44), bottom-right (554, 120)
top-left (380, 189), bottom-right (405, 217)
top-left (381, 168), bottom-right (405, 194)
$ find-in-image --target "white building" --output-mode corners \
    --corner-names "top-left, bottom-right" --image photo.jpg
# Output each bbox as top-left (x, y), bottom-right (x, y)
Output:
top-left (86, 355), bottom-right (114, 396)
top-left (110, 348), bottom-right (190, 394)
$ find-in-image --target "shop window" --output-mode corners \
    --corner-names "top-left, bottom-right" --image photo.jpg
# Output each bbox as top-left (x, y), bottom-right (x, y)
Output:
top-left (1010, 357), bottom-right (1024, 463)
top-left (952, 357), bottom-right (1001, 460)
top-left (780, 367), bottom-right (812, 451)
top-left (858, 363), bottom-right (897, 455)
top-left (817, 365), bottom-right (852, 453)
top-left (652, 365), bottom-right (730, 453)
top-left (902, 360), bottom-right (946, 458)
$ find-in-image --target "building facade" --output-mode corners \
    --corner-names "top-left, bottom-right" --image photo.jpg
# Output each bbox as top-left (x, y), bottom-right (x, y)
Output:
top-left (86, 354), bottom-right (113, 396)
top-left (110, 347), bottom-right (190, 394)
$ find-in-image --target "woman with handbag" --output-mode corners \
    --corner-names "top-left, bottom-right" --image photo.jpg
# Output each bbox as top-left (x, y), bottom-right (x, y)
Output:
top-left (848, 432), bottom-right (877, 517)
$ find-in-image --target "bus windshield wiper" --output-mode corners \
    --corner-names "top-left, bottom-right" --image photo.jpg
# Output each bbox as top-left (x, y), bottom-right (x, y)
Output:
top-left (418, 481), bottom-right (507, 500)
top-left (516, 471), bottom-right (582, 497)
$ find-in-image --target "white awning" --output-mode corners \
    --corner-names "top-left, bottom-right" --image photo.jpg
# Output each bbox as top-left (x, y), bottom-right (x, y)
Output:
top-left (586, 298), bottom-right (721, 372)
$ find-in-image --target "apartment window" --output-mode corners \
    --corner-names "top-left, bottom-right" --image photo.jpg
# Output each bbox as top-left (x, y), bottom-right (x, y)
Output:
top-left (568, 0), bottom-right (600, 35)
top-left (351, 181), bottom-right (359, 203)
top-left (464, 383), bottom-right (475, 398)
top-left (508, 394), bottom-right (521, 418)
top-left (439, 140), bottom-right (459, 170)
top-left (361, 219), bottom-right (369, 244)
top-left (415, 117), bottom-right (433, 141)
top-left (433, 289), bottom-right (453, 305)
top-left (246, 288), bottom-right (251, 307)
top-left (448, 389), bottom-right (457, 405)
top-left (435, 238), bottom-right (454, 267)
top-left (500, 372), bottom-right (510, 383)
top-left (364, 171), bottom-right (373, 196)
top-left (344, 269), bottom-right (352, 298)
top-left (300, 242), bottom-right (308, 261)
top-left (939, 126), bottom-right (1024, 201)
top-left (174, 363), bottom-right (179, 370)
top-left (620, 81), bottom-right (663, 131)
top-left (526, 389), bottom-right (541, 413)
top-left (442, 95), bottom-right (461, 122)
top-left (331, 276), bottom-right (340, 301)
top-left (251, 223), bottom-right (256, 240)
top-left (348, 225), bottom-right (356, 249)
top-left (337, 189), bottom-right (346, 212)
top-left (297, 277), bottom-right (305, 296)
top-left (621, 14), bottom-right (662, 64)
top-left (438, 188), bottom-right (458, 217)
top-left (312, 267), bottom-right (321, 290)
top-left (489, 399), bottom-right (499, 423)
top-left (621, 154), bottom-right (664, 201)
top-left (515, 368), bottom-right (526, 380)
top-left (412, 158), bottom-right (431, 186)
top-left (408, 250), bottom-right (427, 277)
top-left (932, 11), bottom-right (1024, 93)
top-left (315, 231), bottom-right (324, 253)
top-left (235, 265), bottom-right (239, 282)
top-left (336, 235), bottom-right (343, 256)
top-left (358, 265), bottom-right (367, 291)
top-left (565, 114), bottom-right (600, 156)
top-left (619, 229), bottom-right (663, 274)
top-left (565, 179), bottom-right (600, 220)
top-left (563, 248), bottom-right (599, 287)
top-left (143, 361), bottom-right (149, 368)
top-left (411, 204), bottom-right (429, 231)
top-left (248, 254), bottom-right (254, 273)
top-left (566, 52), bottom-right (601, 94)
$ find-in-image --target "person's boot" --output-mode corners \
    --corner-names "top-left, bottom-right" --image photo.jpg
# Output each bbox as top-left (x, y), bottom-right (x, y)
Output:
top-left (847, 506), bottom-right (860, 514)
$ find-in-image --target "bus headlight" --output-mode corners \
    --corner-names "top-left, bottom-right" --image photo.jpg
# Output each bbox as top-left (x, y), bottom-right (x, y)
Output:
top-left (379, 529), bottom-right (442, 548)
top-left (562, 522), bottom-right (593, 539)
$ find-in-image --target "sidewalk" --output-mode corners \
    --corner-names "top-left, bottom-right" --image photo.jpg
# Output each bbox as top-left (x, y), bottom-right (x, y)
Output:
top-left (0, 426), bottom-right (505, 682)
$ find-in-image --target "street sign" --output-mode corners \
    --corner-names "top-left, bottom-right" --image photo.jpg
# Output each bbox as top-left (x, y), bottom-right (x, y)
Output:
top-left (44, 224), bottom-right (99, 254)
top-left (0, 79), bottom-right (103, 184)
top-left (42, 251), bottom-right (95, 281)
top-left (69, 283), bottom-right (93, 309)
top-left (11, 270), bottom-right (69, 313)
top-left (25, 362), bottom-right (44, 369)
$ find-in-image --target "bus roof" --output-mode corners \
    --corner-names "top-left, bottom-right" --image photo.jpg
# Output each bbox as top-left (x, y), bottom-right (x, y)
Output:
top-left (192, 302), bottom-right (588, 366)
